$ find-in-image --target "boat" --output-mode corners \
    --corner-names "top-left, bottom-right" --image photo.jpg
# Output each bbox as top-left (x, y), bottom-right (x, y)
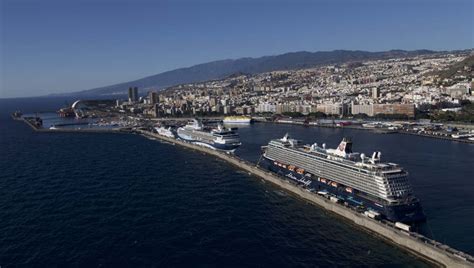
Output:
top-left (11, 111), bottom-right (22, 119)
top-left (451, 133), bottom-right (472, 139)
top-left (362, 122), bottom-right (381, 128)
top-left (154, 126), bottom-right (175, 138)
top-left (259, 134), bottom-right (426, 223)
top-left (57, 107), bottom-right (75, 117)
top-left (177, 119), bottom-right (241, 152)
top-left (223, 116), bottom-right (252, 124)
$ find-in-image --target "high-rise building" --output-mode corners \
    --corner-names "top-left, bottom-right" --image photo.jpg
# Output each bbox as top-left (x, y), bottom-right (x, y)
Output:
top-left (209, 97), bottom-right (217, 106)
top-left (128, 87), bottom-right (138, 103)
top-left (372, 88), bottom-right (380, 99)
top-left (470, 79), bottom-right (474, 96)
top-left (351, 103), bottom-right (415, 118)
top-left (149, 91), bottom-right (159, 104)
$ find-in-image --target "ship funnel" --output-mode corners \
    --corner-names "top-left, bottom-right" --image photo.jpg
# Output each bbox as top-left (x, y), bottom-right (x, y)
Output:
top-left (191, 119), bottom-right (203, 130)
top-left (337, 138), bottom-right (353, 153)
top-left (370, 151), bottom-right (382, 163)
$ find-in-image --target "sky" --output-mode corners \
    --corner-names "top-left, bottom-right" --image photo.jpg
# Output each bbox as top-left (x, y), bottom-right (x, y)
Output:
top-left (1, 0), bottom-right (473, 98)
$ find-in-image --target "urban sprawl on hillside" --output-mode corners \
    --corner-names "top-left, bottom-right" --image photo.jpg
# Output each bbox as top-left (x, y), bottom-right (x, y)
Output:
top-left (119, 51), bottom-right (473, 122)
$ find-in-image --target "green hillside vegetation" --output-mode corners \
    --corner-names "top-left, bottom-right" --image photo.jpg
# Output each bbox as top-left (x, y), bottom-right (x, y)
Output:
top-left (431, 101), bottom-right (474, 123)
top-left (435, 55), bottom-right (474, 80)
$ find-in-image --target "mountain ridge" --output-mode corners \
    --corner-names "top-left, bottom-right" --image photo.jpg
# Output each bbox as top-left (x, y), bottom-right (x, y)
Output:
top-left (56, 49), bottom-right (442, 97)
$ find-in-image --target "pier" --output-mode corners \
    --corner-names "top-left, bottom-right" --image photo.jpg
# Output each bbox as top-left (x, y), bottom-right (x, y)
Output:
top-left (17, 117), bottom-right (474, 267)
top-left (259, 120), bottom-right (474, 144)
top-left (135, 129), bottom-right (473, 268)
top-left (20, 116), bottom-right (126, 133)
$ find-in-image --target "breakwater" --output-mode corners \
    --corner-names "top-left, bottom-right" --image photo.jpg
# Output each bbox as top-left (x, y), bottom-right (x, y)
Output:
top-left (136, 130), bottom-right (474, 268)
top-left (20, 116), bottom-right (125, 133)
top-left (17, 117), bottom-right (474, 267)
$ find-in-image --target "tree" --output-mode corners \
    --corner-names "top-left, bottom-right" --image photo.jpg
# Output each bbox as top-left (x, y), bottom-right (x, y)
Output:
top-left (352, 113), bottom-right (369, 119)
top-left (308, 112), bottom-right (327, 118)
top-left (282, 112), bottom-right (303, 117)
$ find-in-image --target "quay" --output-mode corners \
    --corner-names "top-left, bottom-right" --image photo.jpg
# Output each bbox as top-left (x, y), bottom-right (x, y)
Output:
top-left (135, 130), bottom-right (474, 267)
top-left (20, 116), bottom-right (126, 133)
top-left (17, 116), bottom-right (474, 267)
top-left (259, 120), bottom-right (474, 144)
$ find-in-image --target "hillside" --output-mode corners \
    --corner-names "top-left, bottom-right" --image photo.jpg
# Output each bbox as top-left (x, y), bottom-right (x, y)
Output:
top-left (435, 54), bottom-right (474, 80)
top-left (61, 49), bottom-right (438, 97)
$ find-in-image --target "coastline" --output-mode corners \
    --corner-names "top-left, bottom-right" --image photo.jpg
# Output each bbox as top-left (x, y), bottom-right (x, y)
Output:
top-left (256, 120), bottom-right (474, 144)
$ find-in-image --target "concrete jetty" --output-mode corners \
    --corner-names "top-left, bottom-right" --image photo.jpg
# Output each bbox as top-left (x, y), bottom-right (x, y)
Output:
top-left (16, 116), bottom-right (474, 267)
top-left (20, 116), bottom-right (125, 133)
top-left (137, 129), bottom-right (474, 268)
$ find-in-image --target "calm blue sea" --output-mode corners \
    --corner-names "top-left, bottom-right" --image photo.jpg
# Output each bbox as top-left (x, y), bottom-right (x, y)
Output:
top-left (1, 97), bottom-right (473, 267)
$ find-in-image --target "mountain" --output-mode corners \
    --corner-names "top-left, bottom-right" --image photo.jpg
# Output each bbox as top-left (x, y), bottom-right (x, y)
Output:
top-left (63, 49), bottom-right (438, 97)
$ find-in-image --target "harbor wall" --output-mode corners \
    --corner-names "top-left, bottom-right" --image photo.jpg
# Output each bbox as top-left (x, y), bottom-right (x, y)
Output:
top-left (20, 117), bottom-right (125, 133)
top-left (138, 130), bottom-right (473, 268)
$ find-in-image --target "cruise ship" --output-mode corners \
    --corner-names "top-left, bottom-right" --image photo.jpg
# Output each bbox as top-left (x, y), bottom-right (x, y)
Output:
top-left (223, 116), bottom-right (252, 124)
top-left (259, 134), bottom-right (425, 223)
top-left (177, 119), bottom-right (241, 152)
top-left (154, 126), bottom-right (175, 138)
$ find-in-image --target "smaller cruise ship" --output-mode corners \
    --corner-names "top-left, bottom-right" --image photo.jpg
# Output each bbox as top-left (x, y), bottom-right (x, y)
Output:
top-left (177, 119), bottom-right (241, 152)
top-left (154, 126), bottom-right (175, 138)
top-left (223, 116), bottom-right (252, 124)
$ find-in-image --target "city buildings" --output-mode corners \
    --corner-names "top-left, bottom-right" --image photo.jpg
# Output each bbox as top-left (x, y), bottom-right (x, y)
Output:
top-left (119, 51), bottom-right (473, 119)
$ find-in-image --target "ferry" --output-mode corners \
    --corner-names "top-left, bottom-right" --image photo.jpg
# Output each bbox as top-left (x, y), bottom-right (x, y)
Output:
top-left (259, 134), bottom-right (426, 223)
top-left (223, 116), bottom-right (252, 124)
top-left (177, 119), bottom-right (241, 152)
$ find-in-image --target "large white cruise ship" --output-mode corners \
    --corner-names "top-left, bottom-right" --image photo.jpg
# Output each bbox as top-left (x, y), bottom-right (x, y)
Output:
top-left (260, 134), bottom-right (425, 223)
top-left (177, 119), bottom-right (241, 152)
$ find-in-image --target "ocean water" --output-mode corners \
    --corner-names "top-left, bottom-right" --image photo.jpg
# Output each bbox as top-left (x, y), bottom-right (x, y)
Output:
top-left (0, 97), bottom-right (472, 267)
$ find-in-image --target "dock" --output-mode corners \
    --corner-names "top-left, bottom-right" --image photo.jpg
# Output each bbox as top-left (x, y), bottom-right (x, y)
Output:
top-left (20, 116), bottom-right (126, 133)
top-left (16, 116), bottom-right (474, 267)
top-left (262, 120), bottom-right (474, 144)
top-left (135, 129), bottom-right (473, 267)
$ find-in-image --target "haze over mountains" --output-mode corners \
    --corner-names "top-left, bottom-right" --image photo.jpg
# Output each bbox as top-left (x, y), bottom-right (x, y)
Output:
top-left (60, 49), bottom-right (441, 97)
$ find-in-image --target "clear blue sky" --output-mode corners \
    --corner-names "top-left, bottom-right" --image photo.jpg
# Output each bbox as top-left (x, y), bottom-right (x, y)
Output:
top-left (1, 0), bottom-right (473, 98)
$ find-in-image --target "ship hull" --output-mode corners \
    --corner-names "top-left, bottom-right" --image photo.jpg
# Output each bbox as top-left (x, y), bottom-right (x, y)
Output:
top-left (259, 157), bottom-right (426, 223)
top-left (177, 131), bottom-right (240, 152)
top-left (223, 120), bottom-right (251, 124)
